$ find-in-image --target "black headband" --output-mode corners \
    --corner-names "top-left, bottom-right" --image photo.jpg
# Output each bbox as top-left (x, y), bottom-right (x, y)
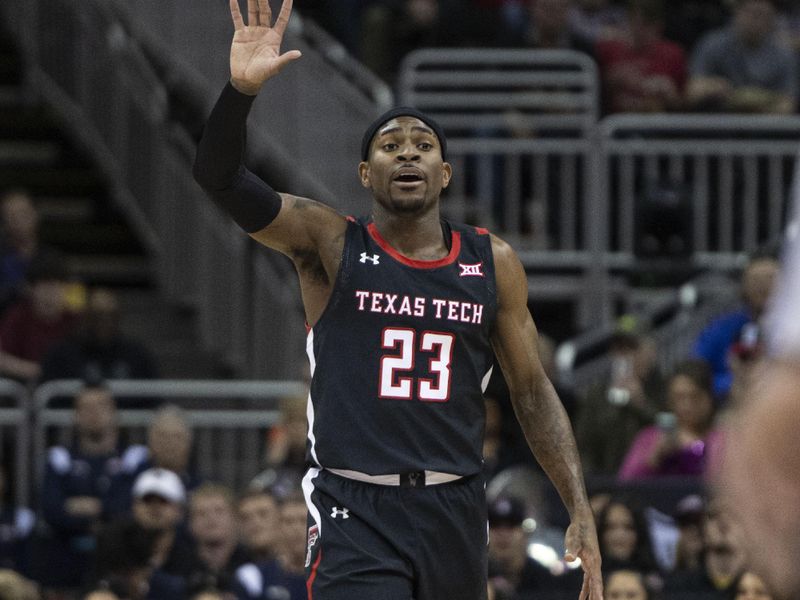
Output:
top-left (361, 107), bottom-right (447, 162)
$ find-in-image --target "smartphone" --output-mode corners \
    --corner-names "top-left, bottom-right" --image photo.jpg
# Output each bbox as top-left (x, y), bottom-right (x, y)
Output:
top-left (655, 411), bottom-right (677, 431)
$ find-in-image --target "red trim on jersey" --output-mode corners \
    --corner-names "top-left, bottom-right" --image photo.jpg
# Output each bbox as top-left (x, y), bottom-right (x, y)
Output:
top-left (474, 227), bottom-right (489, 235)
top-left (307, 549), bottom-right (322, 599)
top-left (367, 223), bottom-right (461, 269)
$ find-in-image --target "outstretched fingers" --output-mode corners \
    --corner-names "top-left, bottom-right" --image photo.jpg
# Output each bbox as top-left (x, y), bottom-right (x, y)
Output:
top-left (579, 574), bottom-right (590, 600)
top-left (258, 0), bottom-right (272, 26)
top-left (230, 0), bottom-right (244, 30)
top-left (274, 0), bottom-right (294, 36)
top-left (247, 0), bottom-right (258, 26)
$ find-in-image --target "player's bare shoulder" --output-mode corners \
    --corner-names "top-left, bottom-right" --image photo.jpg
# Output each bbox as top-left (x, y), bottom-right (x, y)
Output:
top-left (488, 233), bottom-right (528, 310)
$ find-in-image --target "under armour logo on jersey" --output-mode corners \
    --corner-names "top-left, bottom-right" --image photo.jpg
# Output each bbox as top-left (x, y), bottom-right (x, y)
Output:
top-left (331, 507), bottom-right (350, 519)
top-left (459, 262), bottom-right (484, 277)
top-left (360, 252), bottom-right (380, 265)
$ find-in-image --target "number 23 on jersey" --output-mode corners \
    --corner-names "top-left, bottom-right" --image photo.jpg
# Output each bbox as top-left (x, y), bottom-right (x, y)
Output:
top-left (379, 327), bottom-right (455, 402)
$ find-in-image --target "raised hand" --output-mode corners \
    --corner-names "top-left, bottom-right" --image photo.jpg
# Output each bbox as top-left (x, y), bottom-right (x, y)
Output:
top-left (229, 0), bottom-right (302, 95)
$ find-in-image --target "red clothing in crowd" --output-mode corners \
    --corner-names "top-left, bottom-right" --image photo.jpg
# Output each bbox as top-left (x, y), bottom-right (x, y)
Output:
top-left (596, 36), bottom-right (688, 113)
top-left (0, 300), bottom-right (77, 362)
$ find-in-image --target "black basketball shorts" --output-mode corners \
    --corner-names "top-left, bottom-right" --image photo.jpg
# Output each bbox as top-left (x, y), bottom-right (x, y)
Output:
top-left (302, 467), bottom-right (488, 600)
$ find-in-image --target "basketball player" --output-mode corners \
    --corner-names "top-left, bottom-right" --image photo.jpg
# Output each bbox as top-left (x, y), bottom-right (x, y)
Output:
top-left (193, 1), bottom-right (602, 598)
top-left (719, 199), bottom-right (800, 598)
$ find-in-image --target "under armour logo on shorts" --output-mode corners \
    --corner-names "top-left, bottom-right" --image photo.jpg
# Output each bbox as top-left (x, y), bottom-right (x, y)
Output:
top-left (331, 506), bottom-right (350, 519)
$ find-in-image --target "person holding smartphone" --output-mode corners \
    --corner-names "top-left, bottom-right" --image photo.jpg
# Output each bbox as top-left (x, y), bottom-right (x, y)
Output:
top-left (618, 360), bottom-right (723, 481)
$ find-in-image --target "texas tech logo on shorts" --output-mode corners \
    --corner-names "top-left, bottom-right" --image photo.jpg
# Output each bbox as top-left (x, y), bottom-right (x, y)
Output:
top-left (305, 525), bottom-right (319, 568)
top-left (459, 262), bottom-right (484, 277)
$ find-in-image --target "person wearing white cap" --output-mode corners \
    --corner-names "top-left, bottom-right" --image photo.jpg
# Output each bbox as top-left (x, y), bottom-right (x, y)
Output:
top-left (130, 467), bottom-right (191, 576)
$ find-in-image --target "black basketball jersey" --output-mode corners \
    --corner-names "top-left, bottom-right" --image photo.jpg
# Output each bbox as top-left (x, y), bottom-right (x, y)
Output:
top-left (305, 216), bottom-right (498, 476)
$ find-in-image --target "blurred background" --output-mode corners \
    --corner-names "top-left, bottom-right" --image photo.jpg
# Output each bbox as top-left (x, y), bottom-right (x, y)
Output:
top-left (0, 0), bottom-right (795, 598)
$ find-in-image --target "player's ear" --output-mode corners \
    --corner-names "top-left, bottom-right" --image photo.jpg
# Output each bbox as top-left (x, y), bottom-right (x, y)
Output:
top-left (358, 161), bottom-right (371, 188)
top-left (441, 162), bottom-right (452, 189)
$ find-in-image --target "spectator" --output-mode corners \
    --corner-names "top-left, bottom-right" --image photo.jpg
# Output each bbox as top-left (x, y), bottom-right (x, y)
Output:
top-left (187, 483), bottom-right (248, 591)
top-left (595, 498), bottom-right (660, 580)
top-left (83, 589), bottom-right (121, 600)
top-left (618, 360), bottom-right (723, 481)
top-left (663, 497), bottom-right (746, 598)
top-left (145, 406), bottom-right (195, 482)
top-left (0, 189), bottom-right (53, 315)
top-left (0, 462), bottom-right (35, 574)
top-left (190, 587), bottom-right (225, 600)
top-left (595, 0), bottom-right (688, 113)
top-left (233, 490), bottom-right (306, 599)
top-left (257, 395), bottom-right (307, 498)
top-left (575, 317), bottom-right (665, 476)
top-left (41, 287), bottom-right (159, 384)
top-left (38, 383), bottom-right (136, 590)
top-left (569, 0), bottom-right (627, 43)
top-left (275, 493), bottom-right (309, 577)
top-left (687, 0), bottom-right (798, 113)
top-left (728, 570), bottom-right (775, 600)
top-left (671, 494), bottom-right (706, 575)
top-left (662, 0), bottom-right (729, 53)
top-left (520, 0), bottom-right (596, 55)
top-left (693, 254), bottom-right (779, 399)
top-left (0, 252), bottom-right (79, 383)
top-left (112, 405), bottom-right (199, 515)
top-left (94, 519), bottom-right (161, 600)
top-left (605, 568), bottom-right (652, 600)
top-left (486, 496), bottom-right (571, 598)
top-left (0, 569), bottom-right (40, 600)
top-left (130, 467), bottom-right (194, 590)
top-left (237, 489), bottom-right (280, 564)
top-left (360, 0), bottom-right (449, 82)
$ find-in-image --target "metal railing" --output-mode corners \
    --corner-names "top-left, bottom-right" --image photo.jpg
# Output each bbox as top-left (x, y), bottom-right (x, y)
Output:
top-left (0, 380), bottom-right (32, 508)
top-left (398, 49), bottom-right (608, 327)
top-left (5, 0), bottom-right (800, 376)
top-left (32, 379), bottom-right (306, 500)
top-left (555, 272), bottom-right (743, 396)
top-left (599, 114), bottom-right (800, 259)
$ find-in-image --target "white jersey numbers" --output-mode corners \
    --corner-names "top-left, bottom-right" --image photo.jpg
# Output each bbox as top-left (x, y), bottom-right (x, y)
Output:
top-left (379, 327), bottom-right (455, 402)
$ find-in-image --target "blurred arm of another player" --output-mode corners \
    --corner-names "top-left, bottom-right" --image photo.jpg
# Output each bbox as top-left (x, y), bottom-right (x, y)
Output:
top-left (489, 236), bottom-right (603, 600)
top-left (718, 220), bottom-right (800, 598)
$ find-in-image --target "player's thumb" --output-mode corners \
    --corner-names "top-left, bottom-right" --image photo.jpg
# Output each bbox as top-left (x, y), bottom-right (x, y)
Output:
top-left (564, 547), bottom-right (580, 563)
top-left (563, 527), bottom-right (582, 563)
top-left (275, 49), bottom-right (302, 73)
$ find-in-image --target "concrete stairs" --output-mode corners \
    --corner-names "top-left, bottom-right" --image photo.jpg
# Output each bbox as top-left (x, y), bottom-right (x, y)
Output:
top-left (0, 27), bottom-right (230, 379)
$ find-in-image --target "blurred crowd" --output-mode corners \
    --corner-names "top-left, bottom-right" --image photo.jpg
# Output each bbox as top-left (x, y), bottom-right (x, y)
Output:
top-left (0, 180), bottom-right (785, 599)
top-left (477, 249), bottom-right (781, 599)
top-left (300, 0), bottom-right (800, 116)
top-left (0, 1), bottom-right (793, 595)
top-left (0, 380), bottom-right (310, 600)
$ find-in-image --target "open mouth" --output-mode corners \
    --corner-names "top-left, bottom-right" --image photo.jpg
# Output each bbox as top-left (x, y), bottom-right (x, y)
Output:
top-left (393, 170), bottom-right (424, 183)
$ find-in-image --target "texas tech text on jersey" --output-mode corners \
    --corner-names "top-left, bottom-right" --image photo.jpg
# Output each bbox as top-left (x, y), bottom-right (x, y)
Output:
top-left (354, 290), bottom-right (485, 325)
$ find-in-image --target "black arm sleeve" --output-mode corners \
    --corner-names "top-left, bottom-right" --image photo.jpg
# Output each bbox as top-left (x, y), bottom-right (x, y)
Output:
top-left (193, 82), bottom-right (282, 233)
